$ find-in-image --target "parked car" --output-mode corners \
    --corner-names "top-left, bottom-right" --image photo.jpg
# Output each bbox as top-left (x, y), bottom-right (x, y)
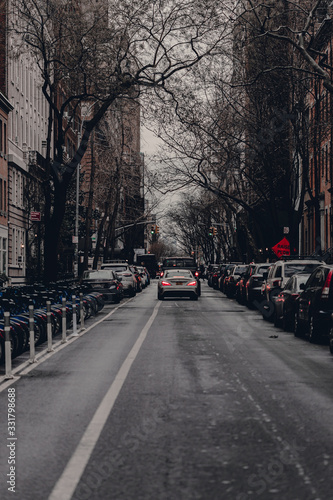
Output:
top-left (116, 271), bottom-right (137, 297)
top-left (207, 265), bottom-right (219, 287)
top-left (224, 264), bottom-right (247, 298)
top-left (294, 264), bottom-right (333, 342)
top-left (81, 269), bottom-right (123, 303)
top-left (245, 263), bottom-right (271, 307)
top-left (236, 263), bottom-right (257, 304)
top-left (136, 266), bottom-right (150, 288)
top-left (129, 265), bottom-right (143, 292)
top-left (274, 273), bottom-right (310, 330)
top-left (261, 259), bottom-right (322, 321)
top-left (157, 269), bottom-right (200, 300)
top-left (218, 263), bottom-right (235, 293)
top-left (101, 262), bottom-right (137, 296)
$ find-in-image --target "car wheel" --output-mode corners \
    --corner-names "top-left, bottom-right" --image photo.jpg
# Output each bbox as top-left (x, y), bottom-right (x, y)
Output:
top-left (157, 292), bottom-right (164, 300)
top-left (190, 295), bottom-right (198, 301)
top-left (130, 288), bottom-right (136, 297)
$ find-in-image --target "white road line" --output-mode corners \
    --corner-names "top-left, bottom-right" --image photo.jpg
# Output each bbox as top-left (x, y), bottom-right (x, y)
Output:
top-left (0, 299), bottom-right (131, 392)
top-left (48, 300), bottom-right (162, 500)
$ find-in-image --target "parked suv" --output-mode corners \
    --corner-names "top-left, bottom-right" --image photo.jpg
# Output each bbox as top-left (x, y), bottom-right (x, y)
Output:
top-left (261, 259), bottom-right (322, 321)
top-left (294, 264), bottom-right (333, 342)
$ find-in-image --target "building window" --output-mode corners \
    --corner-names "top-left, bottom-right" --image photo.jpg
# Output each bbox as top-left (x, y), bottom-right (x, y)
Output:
top-left (0, 178), bottom-right (3, 211)
top-left (12, 227), bottom-right (25, 266)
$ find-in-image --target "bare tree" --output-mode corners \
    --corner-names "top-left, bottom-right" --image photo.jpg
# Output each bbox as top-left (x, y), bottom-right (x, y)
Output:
top-left (10, 0), bottom-right (228, 281)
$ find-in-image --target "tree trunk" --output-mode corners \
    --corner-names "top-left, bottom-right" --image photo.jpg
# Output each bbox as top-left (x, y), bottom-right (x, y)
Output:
top-left (43, 181), bottom-right (68, 283)
top-left (83, 137), bottom-right (95, 273)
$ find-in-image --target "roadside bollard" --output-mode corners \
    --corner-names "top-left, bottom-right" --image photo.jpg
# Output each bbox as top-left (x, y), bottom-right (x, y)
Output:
top-left (29, 303), bottom-right (37, 364)
top-left (4, 311), bottom-right (13, 380)
top-left (46, 300), bottom-right (54, 352)
top-left (80, 293), bottom-right (85, 332)
top-left (72, 295), bottom-right (78, 336)
top-left (61, 297), bottom-right (67, 343)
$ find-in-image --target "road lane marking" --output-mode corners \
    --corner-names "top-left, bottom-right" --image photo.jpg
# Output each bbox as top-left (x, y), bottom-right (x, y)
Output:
top-left (48, 300), bottom-right (162, 500)
top-left (0, 299), bottom-right (132, 391)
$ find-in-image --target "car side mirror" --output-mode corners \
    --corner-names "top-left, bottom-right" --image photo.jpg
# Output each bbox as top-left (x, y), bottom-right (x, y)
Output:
top-left (263, 272), bottom-right (268, 280)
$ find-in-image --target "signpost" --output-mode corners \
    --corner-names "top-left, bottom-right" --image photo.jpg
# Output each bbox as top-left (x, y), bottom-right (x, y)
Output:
top-left (272, 237), bottom-right (290, 259)
top-left (30, 211), bottom-right (41, 222)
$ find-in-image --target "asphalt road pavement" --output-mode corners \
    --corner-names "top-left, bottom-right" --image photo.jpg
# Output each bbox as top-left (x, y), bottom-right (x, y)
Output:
top-left (0, 281), bottom-right (333, 499)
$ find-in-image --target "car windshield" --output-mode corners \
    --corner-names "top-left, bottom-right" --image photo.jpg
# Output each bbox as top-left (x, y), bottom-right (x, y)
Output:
top-left (83, 270), bottom-right (113, 279)
top-left (285, 263), bottom-right (320, 277)
top-left (165, 270), bottom-right (193, 278)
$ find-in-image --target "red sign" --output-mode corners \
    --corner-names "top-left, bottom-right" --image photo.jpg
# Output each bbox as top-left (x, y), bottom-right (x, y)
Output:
top-left (31, 211), bottom-right (41, 222)
top-left (272, 237), bottom-right (290, 259)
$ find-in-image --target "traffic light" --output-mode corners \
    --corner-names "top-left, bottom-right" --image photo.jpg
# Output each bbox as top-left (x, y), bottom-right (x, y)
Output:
top-left (209, 226), bottom-right (213, 236)
top-left (155, 225), bottom-right (159, 234)
top-left (213, 227), bottom-right (217, 236)
top-left (151, 225), bottom-right (155, 234)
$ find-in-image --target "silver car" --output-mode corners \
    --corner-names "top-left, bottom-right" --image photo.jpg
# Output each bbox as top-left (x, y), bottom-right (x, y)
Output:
top-left (100, 263), bottom-right (137, 296)
top-left (157, 269), bottom-right (199, 300)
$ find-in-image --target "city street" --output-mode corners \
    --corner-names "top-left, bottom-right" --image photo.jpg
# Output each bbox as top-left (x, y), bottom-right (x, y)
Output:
top-left (1, 281), bottom-right (333, 499)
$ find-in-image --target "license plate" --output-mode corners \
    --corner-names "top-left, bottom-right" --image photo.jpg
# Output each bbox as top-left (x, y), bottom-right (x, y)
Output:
top-left (176, 282), bottom-right (183, 285)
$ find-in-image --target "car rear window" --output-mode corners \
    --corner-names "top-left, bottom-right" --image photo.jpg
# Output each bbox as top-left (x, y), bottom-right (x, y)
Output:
top-left (166, 270), bottom-right (192, 277)
top-left (285, 263), bottom-right (320, 277)
top-left (257, 265), bottom-right (270, 274)
top-left (102, 265), bottom-right (127, 272)
top-left (83, 270), bottom-right (113, 279)
top-left (235, 265), bottom-right (247, 274)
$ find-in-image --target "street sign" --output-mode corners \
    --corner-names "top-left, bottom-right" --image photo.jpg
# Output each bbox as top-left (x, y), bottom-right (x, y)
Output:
top-left (272, 237), bottom-right (290, 259)
top-left (31, 211), bottom-right (41, 222)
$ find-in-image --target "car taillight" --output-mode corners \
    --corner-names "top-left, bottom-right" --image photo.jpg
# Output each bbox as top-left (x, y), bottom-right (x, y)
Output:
top-left (273, 279), bottom-right (281, 287)
top-left (187, 281), bottom-right (197, 286)
top-left (160, 271), bottom-right (164, 277)
top-left (195, 271), bottom-right (199, 277)
top-left (161, 281), bottom-right (171, 286)
top-left (321, 271), bottom-right (333, 299)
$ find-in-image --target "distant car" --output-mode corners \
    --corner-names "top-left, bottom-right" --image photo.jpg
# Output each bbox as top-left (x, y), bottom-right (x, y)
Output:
top-left (157, 269), bottom-right (200, 300)
top-left (224, 264), bottom-right (247, 298)
top-left (136, 266), bottom-right (150, 287)
top-left (207, 265), bottom-right (219, 287)
top-left (129, 266), bottom-right (143, 292)
top-left (236, 263), bottom-right (257, 304)
top-left (294, 264), bottom-right (333, 342)
top-left (245, 263), bottom-right (271, 307)
top-left (274, 273), bottom-right (310, 331)
top-left (82, 269), bottom-right (123, 303)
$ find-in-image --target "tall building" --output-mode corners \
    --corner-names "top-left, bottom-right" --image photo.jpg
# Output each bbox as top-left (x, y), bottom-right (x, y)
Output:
top-left (7, 2), bottom-right (51, 283)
